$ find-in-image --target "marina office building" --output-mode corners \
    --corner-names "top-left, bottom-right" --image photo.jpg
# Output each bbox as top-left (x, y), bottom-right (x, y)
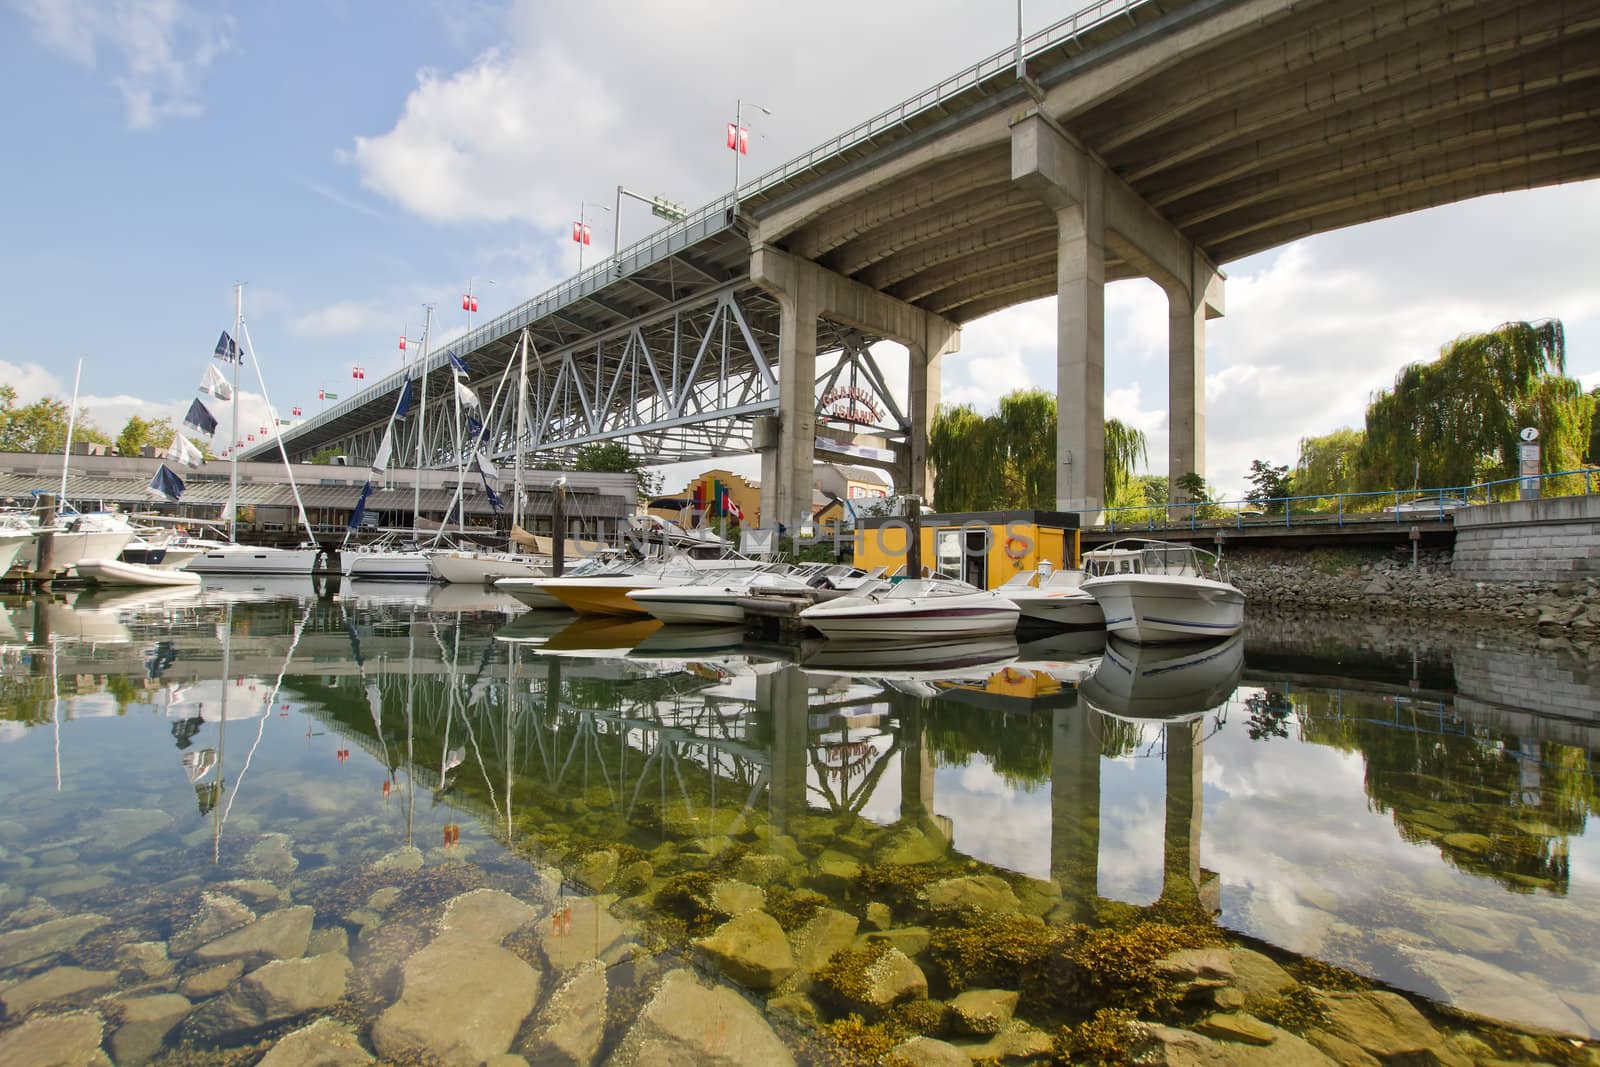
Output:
top-left (0, 449), bottom-right (638, 543)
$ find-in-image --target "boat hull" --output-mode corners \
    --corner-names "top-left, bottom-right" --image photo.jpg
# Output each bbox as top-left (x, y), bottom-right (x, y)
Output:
top-left (19, 529), bottom-right (138, 575)
top-left (495, 579), bottom-right (566, 611)
top-left (76, 558), bottom-right (202, 588)
top-left (1010, 592), bottom-right (1104, 628)
top-left (546, 582), bottom-right (655, 617)
top-left (626, 590), bottom-right (747, 625)
top-left (347, 551), bottom-right (435, 582)
top-left (1081, 575), bottom-right (1244, 644)
top-left (185, 546), bottom-right (321, 576)
top-left (800, 598), bottom-right (1020, 641)
top-left (429, 551), bottom-right (549, 585)
top-left (0, 534), bottom-right (31, 578)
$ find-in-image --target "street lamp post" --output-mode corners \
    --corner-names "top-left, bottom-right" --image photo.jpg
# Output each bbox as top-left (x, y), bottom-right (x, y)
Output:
top-left (613, 185), bottom-right (689, 258)
top-left (733, 97), bottom-right (772, 197)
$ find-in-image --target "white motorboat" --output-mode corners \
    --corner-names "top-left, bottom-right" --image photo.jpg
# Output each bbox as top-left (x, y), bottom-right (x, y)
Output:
top-left (996, 563), bottom-right (1104, 628)
top-left (1080, 633), bottom-right (1244, 721)
top-left (14, 511), bottom-right (139, 576)
top-left (76, 558), bottom-right (202, 588)
top-left (428, 548), bottom-right (549, 585)
top-left (186, 543), bottom-right (322, 577)
top-left (535, 555), bottom-right (761, 617)
top-left (626, 563), bottom-right (808, 624)
top-left (799, 576), bottom-right (1020, 641)
top-left (0, 527), bottom-right (35, 578)
top-left (1079, 539), bottom-right (1244, 644)
top-left (496, 556), bottom-right (617, 610)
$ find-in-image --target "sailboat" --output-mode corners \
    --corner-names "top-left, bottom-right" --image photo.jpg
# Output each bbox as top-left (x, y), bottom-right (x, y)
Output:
top-left (185, 286), bottom-right (323, 577)
top-left (346, 309), bottom-right (440, 582)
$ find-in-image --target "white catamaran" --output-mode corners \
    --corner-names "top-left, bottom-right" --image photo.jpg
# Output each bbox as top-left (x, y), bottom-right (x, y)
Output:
top-left (185, 285), bottom-right (323, 577)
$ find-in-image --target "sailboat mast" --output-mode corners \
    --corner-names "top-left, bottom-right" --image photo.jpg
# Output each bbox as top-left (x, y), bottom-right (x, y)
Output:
top-left (453, 351), bottom-right (466, 539)
top-left (514, 332), bottom-right (527, 533)
top-left (57, 358), bottom-right (83, 505)
top-left (413, 309), bottom-right (432, 540)
top-left (229, 284), bottom-right (242, 543)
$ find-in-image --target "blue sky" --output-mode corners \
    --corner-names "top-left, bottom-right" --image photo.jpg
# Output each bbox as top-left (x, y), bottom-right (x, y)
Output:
top-left (3, 1), bottom-right (1598, 495)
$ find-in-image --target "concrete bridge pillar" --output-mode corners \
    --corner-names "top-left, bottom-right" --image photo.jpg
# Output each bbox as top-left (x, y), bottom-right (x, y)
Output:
top-left (908, 323), bottom-right (958, 501)
top-left (1164, 259), bottom-right (1223, 505)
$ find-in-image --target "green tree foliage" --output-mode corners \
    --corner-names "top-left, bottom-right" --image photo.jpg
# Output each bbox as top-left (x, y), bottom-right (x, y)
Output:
top-left (115, 415), bottom-right (180, 457)
top-left (0, 385), bottom-right (109, 453)
top-left (1588, 387), bottom-right (1600, 464)
top-left (927, 389), bottom-right (1147, 510)
top-left (1245, 459), bottom-right (1292, 514)
top-left (309, 447), bottom-right (343, 465)
top-left (572, 441), bottom-right (661, 499)
top-left (1294, 428), bottom-right (1364, 498)
top-left (1357, 320), bottom-right (1589, 490)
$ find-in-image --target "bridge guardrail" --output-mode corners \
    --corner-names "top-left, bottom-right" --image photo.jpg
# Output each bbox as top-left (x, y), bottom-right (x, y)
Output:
top-left (1084, 468), bottom-right (1598, 533)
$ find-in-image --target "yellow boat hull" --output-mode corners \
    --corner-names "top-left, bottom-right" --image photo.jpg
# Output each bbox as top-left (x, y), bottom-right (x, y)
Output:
top-left (545, 582), bottom-right (653, 617)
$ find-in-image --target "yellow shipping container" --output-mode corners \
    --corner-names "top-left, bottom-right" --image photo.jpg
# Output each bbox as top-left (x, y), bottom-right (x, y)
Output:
top-left (853, 509), bottom-right (1081, 590)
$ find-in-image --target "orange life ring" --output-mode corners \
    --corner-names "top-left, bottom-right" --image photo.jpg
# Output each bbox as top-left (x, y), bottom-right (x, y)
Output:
top-left (1004, 536), bottom-right (1029, 560)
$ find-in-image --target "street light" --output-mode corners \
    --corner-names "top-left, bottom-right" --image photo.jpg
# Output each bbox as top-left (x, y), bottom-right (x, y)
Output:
top-left (573, 201), bottom-right (611, 272)
top-left (613, 185), bottom-right (689, 257)
top-left (731, 97), bottom-right (772, 197)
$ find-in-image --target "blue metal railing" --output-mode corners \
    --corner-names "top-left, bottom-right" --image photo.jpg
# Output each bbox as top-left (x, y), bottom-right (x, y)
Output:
top-left (1086, 467), bottom-right (1598, 532)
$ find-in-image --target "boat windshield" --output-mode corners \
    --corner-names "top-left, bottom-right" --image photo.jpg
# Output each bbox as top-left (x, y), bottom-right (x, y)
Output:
top-left (885, 578), bottom-right (975, 599)
top-left (1085, 540), bottom-right (1220, 579)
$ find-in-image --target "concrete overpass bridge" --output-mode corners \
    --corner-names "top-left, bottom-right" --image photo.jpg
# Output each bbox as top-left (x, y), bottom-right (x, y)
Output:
top-left (250, 0), bottom-right (1600, 525)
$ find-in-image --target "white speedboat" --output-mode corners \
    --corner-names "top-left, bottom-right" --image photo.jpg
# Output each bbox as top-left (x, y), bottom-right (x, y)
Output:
top-left (536, 555), bottom-right (760, 617)
top-left (185, 543), bottom-right (322, 577)
top-left (1079, 539), bottom-right (1244, 644)
top-left (0, 527), bottom-right (35, 578)
top-left (76, 558), bottom-right (202, 588)
top-left (496, 556), bottom-right (618, 610)
top-left (996, 563), bottom-right (1104, 628)
top-left (428, 548), bottom-right (549, 585)
top-left (1080, 633), bottom-right (1244, 721)
top-left (17, 511), bottom-right (139, 576)
top-left (799, 576), bottom-right (1020, 641)
top-left (629, 563), bottom-right (880, 625)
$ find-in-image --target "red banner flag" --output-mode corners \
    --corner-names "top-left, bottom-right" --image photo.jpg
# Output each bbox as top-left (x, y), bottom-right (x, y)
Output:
top-left (462, 294), bottom-right (477, 312)
top-left (726, 122), bottom-right (737, 149)
top-left (292, 406), bottom-right (302, 416)
top-left (572, 222), bottom-right (591, 245)
top-left (738, 126), bottom-right (749, 154)
top-left (398, 335), bottom-right (407, 351)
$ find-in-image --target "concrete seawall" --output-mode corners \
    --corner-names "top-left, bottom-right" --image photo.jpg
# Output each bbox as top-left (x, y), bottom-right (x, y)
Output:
top-left (1452, 494), bottom-right (1600, 582)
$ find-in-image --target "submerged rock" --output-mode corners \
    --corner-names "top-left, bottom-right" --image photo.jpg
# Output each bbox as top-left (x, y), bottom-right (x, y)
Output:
top-left (258, 1016), bottom-right (373, 1066)
top-left (709, 879), bottom-right (765, 917)
top-left (109, 993), bottom-right (191, 1065)
top-left (956, 1020), bottom-right (1052, 1062)
top-left (1314, 989), bottom-right (1444, 1059)
top-left (116, 941), bottom-right (173, 979)
top-left (244, 833), bottom-right (299, 877)
top-left (865, 902), bottom-right (892, 930)
top-left (696, 910), bottom-right (796, 991)
top-left (525, 957), bottom-right (607, 1067)
top-left (372, 938), bottom-right (541, 1065)
top-left (91, 808), bottom-right (173, 849)
top-left (216, 878), bottom-right (287, 907)
top-left (0, 1010), bottom-right (107, 1067)
top-left (889, 1035), bottom-right (971, 1067)
top-left (788, 907), bottom-right (859, 977)
top-left (0, 913), bottom-right (109, 969)
top-left (1394, 946), bottom-right (1589, 1036)
top-left (192, 904), bottom-right (314, 963)
top-left (373, 846), bottom-right (423, 874)
top-left (575, 849), bottom-right (618, 891)
top-left (606, 968), bottom-right (794, 1066)
top-left (1131, 1021), bottom-right (1336, 1066)
top-left (538, 897), bottom-right (628, 973)
top-left (438, 888), bottom-right (537, 944)
top-left (179, 960), bottom-right (244, 998)
top-left (1227, 948), bottom-right (1295, 1004)
top-left (170, 892), bottom-right (255, 955)
top-left (0, 965), bottom-right (119, 1016)
top-left (1193, 1011), bottom-right (1278, 1046)
top-left (185, 953), bottom-right (350, 1040)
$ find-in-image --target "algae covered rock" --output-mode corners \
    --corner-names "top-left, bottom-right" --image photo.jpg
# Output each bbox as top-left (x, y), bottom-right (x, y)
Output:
top-left (574, 848), bottom-right (619, 891)
top-left (192, 904), bottom-right (313, 963)
top-left (1312, 990), bottom-right (1443, 1060)
top-left (695, 910), bottom-right (797, 991)
top-left (0, 1010), bottom-right (107, 1067)
top-left (608, 968), bottom-right (794, 1067)
top-left (170, 892), bottom-right (255, 955)
top-left (180, 959), bottom-right (244, 998)
top-left (919, 874), bottom-right (1020, 916)
top-left (1228, 947), bottom-right (1295, 1004)
top-left (438, 887), bottom-right (537, 944)
top-left (0, 965), bottom-right (119, 1016)
top-left (0, 913), bottom-right (110, 968)
top-left (889, 1035), bottom-right (971, 1067)
top-left (815, 942), bottom-right (928, 1017)
top-left (949, 987), bottom-right (1018, 1036)
top-left (109, 993), bottom-right (191, 1065)
top-left (788, 907), bottom-right (859, 977)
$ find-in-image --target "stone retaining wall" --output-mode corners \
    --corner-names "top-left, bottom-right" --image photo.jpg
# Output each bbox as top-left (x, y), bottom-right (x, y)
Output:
top-left (1452, 494), bottom-right (1600, 582)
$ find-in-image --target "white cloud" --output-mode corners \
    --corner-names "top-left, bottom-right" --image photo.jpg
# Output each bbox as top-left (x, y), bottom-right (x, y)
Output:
top-left (292, 301), bottom-right (388, 339)
top-left (9, 0), bottom-right (233, 128)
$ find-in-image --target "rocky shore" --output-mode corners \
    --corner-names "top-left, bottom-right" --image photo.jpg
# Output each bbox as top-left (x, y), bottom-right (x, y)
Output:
top-left (1223, 545), bottom-right (1598, 637)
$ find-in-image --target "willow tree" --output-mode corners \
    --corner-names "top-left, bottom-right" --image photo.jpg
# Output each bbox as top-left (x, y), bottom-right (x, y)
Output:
top-left (1357, 320), bottom-right (1589, 490)
top-left (1294, 427), bottom-right (1364, 497)
top-left (928, 388), bottom-right (1148, 510)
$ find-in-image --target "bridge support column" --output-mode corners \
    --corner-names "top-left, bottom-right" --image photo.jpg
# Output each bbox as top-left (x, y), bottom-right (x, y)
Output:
top-left (907, 323), bottom-right (957, 502)
top-left (1165, 261), bottom-right (1223, 505)
top-left (1051, 698), bottom-right (1101, 920)
top-left (1013, 109), bottom-right (1224, 517)
top-left (752, 245), bottom-right (959, 530)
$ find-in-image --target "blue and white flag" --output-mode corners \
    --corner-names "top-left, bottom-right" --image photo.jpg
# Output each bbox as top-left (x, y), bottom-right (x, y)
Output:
top-left (348, 480), bottom-right (375, 531)
top-left (454, 378), bottom-right (479, 410)
top-left (464, 412), bottom-right (484, 442)
top-left (447, 351), bottom-right (469, 376)
top-left (371, 428), bottom-right (393, 477)
top-left (147, 464), bottom-right (185, 501)
top-left (481, 478), bottom-right (504, 513)
top-left (393, 377), bottom-right (414, 420)
top-left (183, 398), bottom-right (218, 436)
top-left (165, 433), bottom-right (204, 468)
top-left (213, 330), bottom-right (242, 364)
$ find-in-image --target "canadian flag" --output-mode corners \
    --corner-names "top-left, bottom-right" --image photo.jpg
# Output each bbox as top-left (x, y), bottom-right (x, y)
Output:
top-left (398, 335), bottom-right (407, 351)
top-left (462, 294), bottom-right (478, 312)
top-left (292, 406), bottom-right (302, 416)
top-left (571, 222), bottom-right (591, 245)
top-left (727, 123), bottom-right (748, 154)
top-left (723, 491), bottom-right (744, 522)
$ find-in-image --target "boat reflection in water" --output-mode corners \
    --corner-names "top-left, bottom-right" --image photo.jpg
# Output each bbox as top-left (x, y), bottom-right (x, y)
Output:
top-left (800, 636), bottom-right (1018, 678)
top-left (1081, 633), bottom-right (1244, 721)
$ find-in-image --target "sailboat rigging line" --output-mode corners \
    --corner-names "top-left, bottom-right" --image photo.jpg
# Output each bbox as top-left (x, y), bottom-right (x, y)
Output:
top-left (238, 320), bottom-right (319, 546)
top-left (413, 308), bottom-right (433, 542)
top-left (58, 359), bottom-right (84, 506)
top-left (50, 637), bottom-right (61, 792)
top-left (437, 342), bottom-right (519, 545)
top-left (218, 599), bottom-right (312, 835)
